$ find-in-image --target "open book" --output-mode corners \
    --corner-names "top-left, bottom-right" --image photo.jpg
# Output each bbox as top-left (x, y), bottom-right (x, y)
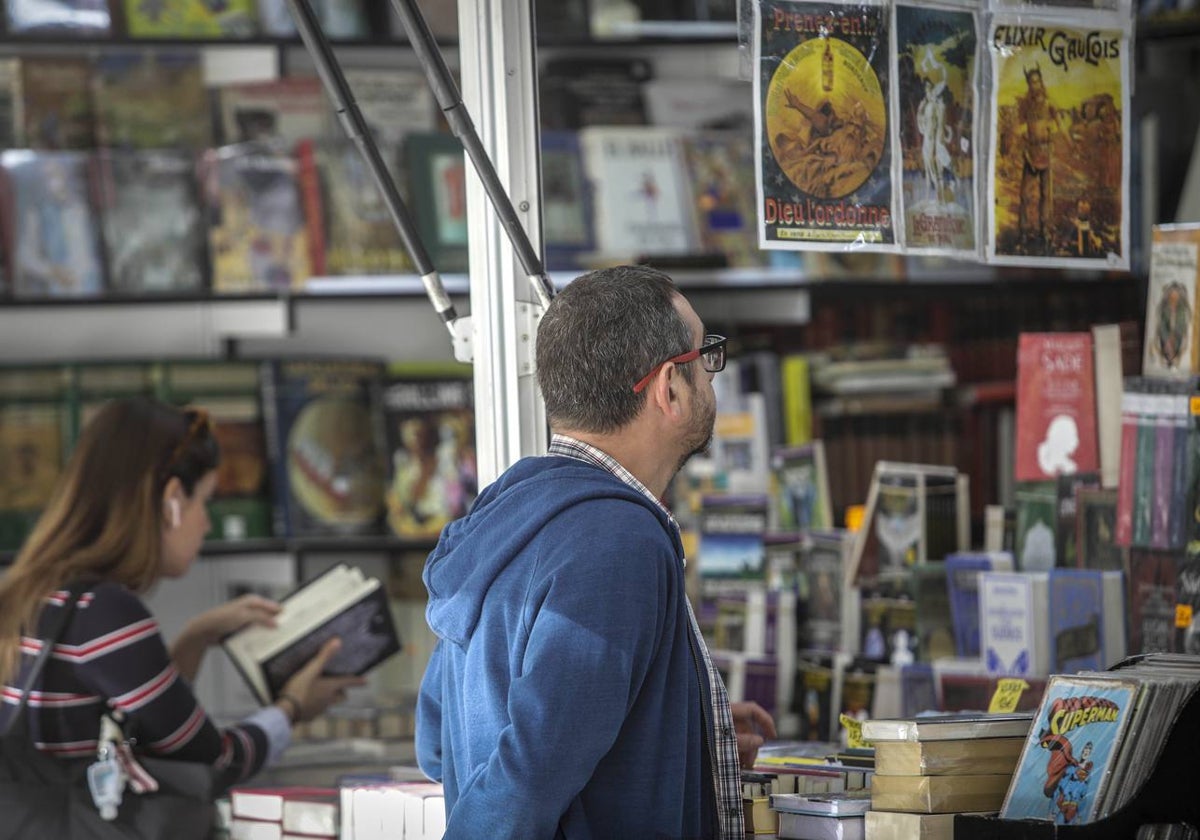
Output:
top-left (222, 563), bottom-right (401, 706)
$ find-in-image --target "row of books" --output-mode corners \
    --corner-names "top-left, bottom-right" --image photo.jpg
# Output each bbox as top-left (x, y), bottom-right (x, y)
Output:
top-left (0, 0), bottom-right (451, 41)
top-left (0, 357), bottom-right (476, 550)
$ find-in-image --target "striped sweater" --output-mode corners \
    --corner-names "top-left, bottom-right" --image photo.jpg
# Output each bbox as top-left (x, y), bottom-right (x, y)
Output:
top-left (0, 581), bottom-right (269, 789)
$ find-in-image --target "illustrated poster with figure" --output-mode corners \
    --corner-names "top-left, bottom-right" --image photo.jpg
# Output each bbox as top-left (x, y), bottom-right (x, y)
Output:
top-left (986, 15), bottom-right (1130, 269)
top-left (755, 0), bottom-right (898, 251)
top-left (894, 2), bottom-right (979, 256)
top-left (1001, 675), bottom-right (1137, 825)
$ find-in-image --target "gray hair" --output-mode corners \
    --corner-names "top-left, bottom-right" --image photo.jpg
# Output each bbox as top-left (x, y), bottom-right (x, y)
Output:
top-left (536, 265), bottom-right (694, 433)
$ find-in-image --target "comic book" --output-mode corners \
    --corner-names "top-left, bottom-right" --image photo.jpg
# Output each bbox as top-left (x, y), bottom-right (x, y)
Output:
top-left (755, 0), bottom-right (898, 251)
top-left (123, 0), bottom-right (258, 38)
top-left (380, 363), bottom-right (476, 542)
top-left (5, 0), bottom-right (109, 35)
top-left (259, 359), bottom-right (387, 538)
top-left (1001, 674), bottom-right (1139, 825)
top-left (20, 57), bottom-right (94, 150)
top-left (893, 2), bottom-right (979, 256)
top-left (92, 51), bottom-right (212, 150)
top-left (94, 150), bottom-right (207, 295)
top-left (986, 14), bottom-right (1130, 268)
top-left (299, 140), bottom-right (412, 277)
top-left (1143, 223), bottom-right (1200, 379)
top-left (256, 0), bottom-right (368, 38)
top-left (0, 150), bottom-right (104, 299)
top-left (205, 145), bottom-right (312, 293)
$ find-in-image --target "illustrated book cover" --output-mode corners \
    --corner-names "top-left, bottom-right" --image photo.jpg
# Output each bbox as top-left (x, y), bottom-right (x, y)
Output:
top-left (1000, 674), bottom-right (1139, 825)
top-left (92, 51), bottom-right (211, 150)
top-left (93, 149), bottom-right (207, 295)
top-left (755, 0), bottom-right (898, 251)
top-left (222, 563), bottom-right (401, 706)
top-left (1014, 332), bottom-right (1100, 483)
top-left (1143, 223), bottom-right (1200, 378)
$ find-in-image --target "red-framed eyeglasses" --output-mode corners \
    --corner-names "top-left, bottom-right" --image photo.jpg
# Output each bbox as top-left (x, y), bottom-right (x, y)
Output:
top-left (632, 334), bottom-right (728, 394)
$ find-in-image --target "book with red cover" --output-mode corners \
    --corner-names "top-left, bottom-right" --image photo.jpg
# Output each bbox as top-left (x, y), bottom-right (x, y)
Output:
top-left (1014, 332), bottom-right (1099, 483)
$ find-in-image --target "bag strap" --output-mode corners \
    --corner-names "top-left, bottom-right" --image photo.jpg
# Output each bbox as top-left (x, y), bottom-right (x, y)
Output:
top-left (1, 580), bottom-right (91, 737)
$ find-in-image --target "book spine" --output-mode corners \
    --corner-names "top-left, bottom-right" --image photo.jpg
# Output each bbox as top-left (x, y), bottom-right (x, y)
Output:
top-left (1132, 393), bottom-right (1159, 547)
top-left (258, 360), bottom-right (290, 539)
top-left (1170, 394), bottom-right (1191, 549)
top-left (1114, 387), bottom-right (1139, 545)
top-left (1151, 398), bottom-right (1174, 549)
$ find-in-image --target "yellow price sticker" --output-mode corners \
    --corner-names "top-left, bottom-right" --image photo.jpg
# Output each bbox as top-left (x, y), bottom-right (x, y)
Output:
top-left (1177, 604), bottom-right (1193, 629)
top-left (839, 713), bottom-right (868, 749)
top-left (988, 678), bottom-right (1030, 714)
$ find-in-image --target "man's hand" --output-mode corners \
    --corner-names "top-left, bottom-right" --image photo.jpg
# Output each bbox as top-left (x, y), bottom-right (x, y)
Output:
top-left (731, 701), bottom-right (777, 769)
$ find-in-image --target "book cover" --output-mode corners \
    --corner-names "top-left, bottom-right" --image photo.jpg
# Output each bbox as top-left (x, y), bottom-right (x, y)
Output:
top-left (260, 359), bottom-right (387, 538)
top-left (301, 140), bottom-right (412, 277)
top-left (92, 51), bottom-right (212, 150)
top-left (894, 1), bottom-right (980, 256)
top-left (1126, 548), bottom-right (1177, 655)
top-left (980, 571), bottom-right (1049, 678)
top-left (257, 0), bottom-right (368, 38)
top-left (405, 132), bottom-right (469, 273)
top-left (1001, 674), bottom-right (1139, 824)
top-left (94, 150), bottom-right (207, 295)
top-left (0, 150), bottom-right (104, 299)
top-left (218, 77), bottom-right (330, 146)
top-left (913, 562), bottom-right (955, 662)
top-left (0, 365), bottom-right (72, 551)
top-left (680, 130), bottom-right (761, 268)
top-left (754, 0), bottom-right (898, 250)
top-left (793, 654), bottom-right (837, 742)
top-left (540, 130), bottom-right (595, 272)
top-left (1055, 471), bottom-right (1101, 567)
top-left (1132, 391), bottom-right (1161, 547)
top-left (985, 14), bottom-right (1129, 269)
top-left (578, 126), bottom-right (698, 261)
top-left (771, 441), bottom-right (832, 532)
top-left (0, 58), bottom-right (23, 149)
top-left (800, 530), bottom-right (852, 653)
top-left (205, 145), bottom-right (312, 293)
top-left (1015, 332), bottom-right (1100, 482)
top-left (123, 0), bottom-right (258, 38)
top-left (1014, 480), bottom-right (1057, 571)
top-left (1143, 224), bottom-right (1200, 378)
top-left (19, 57), bottom-right (94, 150)
top-left (1175, 551), bottom-right (1200, 655)
top-left (1048, 569), bottom-right (1106, 674)
top-left (223, 564), bottom-right (401, 706)
top-left (380, 364), bottom-right (476, 542)
top-left (945, 551), bottom-right (1014, 658)
top-left (1075, 487), bottom-right (1123, 570)
top-left (157, 360), bottom-right (271, 542)
top-left (340, 68), bottom-right (436, 166)
top-left (6, 0), bottom-right (109, 35)
top-left (539, 57), bottom-right (651, 130)
top-left (698, 494), bottom-right (769, 580)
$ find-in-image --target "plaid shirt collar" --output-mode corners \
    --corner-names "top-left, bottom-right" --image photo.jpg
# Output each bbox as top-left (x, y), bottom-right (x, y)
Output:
top-left (546, 433), bottom-right (745, 838)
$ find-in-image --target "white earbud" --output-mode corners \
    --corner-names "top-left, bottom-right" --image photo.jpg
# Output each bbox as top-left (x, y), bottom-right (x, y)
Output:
top-left (168, 499), bottom-right (181, 529)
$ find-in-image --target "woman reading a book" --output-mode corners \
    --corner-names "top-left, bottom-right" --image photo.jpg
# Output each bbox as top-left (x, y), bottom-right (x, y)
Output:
top-left (0, 398), bottom-right (363, 801)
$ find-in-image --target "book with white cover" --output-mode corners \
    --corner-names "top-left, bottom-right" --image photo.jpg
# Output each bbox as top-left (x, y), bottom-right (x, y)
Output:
top-left (861, 711), bottom-right (1033, 743)
top-left (222, 563), bottom-right (400, 706)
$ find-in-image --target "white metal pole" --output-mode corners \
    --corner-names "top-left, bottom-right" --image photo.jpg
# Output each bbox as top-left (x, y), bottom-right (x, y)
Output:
top-left (458, 0), bottom-right (548, 485)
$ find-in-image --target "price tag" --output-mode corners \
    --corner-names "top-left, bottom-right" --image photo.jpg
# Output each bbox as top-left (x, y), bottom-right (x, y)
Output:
top-left (839, 713), bottom-right (868, 748)
top-left (1177, 604), bottom-right (1193, 629)
top-left (988, 678), bottom-right (1030, 714)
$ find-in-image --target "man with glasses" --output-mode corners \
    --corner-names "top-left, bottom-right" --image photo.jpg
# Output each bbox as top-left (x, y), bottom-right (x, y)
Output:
top-left (416, 265), bottom-right (774, 839)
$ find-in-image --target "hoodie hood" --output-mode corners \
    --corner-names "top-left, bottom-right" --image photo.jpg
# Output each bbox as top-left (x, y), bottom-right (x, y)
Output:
top-left (422, 455), bottom-right (673, 646)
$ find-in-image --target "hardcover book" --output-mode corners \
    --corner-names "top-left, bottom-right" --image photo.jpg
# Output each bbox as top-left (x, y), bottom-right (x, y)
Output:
top-left (1001, 674), bottom-right (1139, 824)
top-left (259, 359), bottom-right (387, 538)
top-left (0, 150), bottom-right (104, 299)
top-left (92, 51), bottom-right (212, 150)
top-left (1015, 332), bottom-right (1100, 482)
top-left (380, 363), bottom-right (476, 542)
top-left (680, 131), bottom-right (761, 268)
top-left (205, 145), bottom-right (311, 293)
top-left (1014, 480), bottom-right (1057, 572)
top-left (799, 530), bottom-right (854, 653)
top-left (698, 494), bottom-right (769, 580)
top-left (1126, 548), bottom-right (1178, 655)
top-left (945, 551), bottom-right (1015, 658)
top-left (873, 735), bottom-right (1024, 776)
top-left (93, 150), bottom-right (207, 295)
top-left (979, 571), bottom-right (1050, 678)
top-left (1048, 569), bottom-right (1106, 674)
top-left (123, 0), bottom-right (258, 38)
top-left (222, 563), bottom-right (401, 706)
top-left (1075, 487), bottom-right (1123, 571)
top-left (1055, 471), bottom-right (1101, 567)
top-left (1142, 223), bottom-right (1200, 378)
top-left (871, 772), bottom-right (1012, 814)
top-left (540, 130), bottom-right (595, 271)
top-left (862, 712), bottom-right (1033, 743)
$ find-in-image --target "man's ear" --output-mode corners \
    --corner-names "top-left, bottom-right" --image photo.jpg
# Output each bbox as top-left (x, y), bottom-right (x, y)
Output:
top-left (650, 362), bottom-right (686, 419)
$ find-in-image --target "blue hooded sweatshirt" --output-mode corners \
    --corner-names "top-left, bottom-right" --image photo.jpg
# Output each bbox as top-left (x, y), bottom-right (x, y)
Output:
top-left (415, 455), bottom-right (718, 840)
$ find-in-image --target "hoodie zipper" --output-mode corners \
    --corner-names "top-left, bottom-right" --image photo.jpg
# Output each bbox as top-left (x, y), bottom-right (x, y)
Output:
top-left (685, 610), bottom-right (723, 838)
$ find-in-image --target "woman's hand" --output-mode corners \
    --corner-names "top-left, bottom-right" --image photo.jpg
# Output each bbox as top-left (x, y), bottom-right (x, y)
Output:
top-left (731, 701), bottom-right (777, 770)
top-left (172, 594), bottom-right (281, 682)
top-left (277, 637), bottom-right (367, 724)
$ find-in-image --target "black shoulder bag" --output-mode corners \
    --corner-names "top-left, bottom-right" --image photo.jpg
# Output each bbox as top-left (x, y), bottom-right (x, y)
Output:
top-left (0, 582), bottom-right (216, 840)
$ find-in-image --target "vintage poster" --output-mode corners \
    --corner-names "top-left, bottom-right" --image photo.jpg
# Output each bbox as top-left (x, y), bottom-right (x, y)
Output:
top-left (894, 2), bottom-right (978, 255)
top-left (987, 16), bottom-right (1130, 269)
top-left (755, 0), bottom-right (898, 250)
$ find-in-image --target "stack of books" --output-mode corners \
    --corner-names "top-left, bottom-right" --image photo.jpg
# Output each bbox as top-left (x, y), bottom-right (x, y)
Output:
top-left (228, 786), bottom-right (339, 840)
top-left (769, 790), bottom-right (872, 840)
top-left (860, 712), bottom-right (1032, 839)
